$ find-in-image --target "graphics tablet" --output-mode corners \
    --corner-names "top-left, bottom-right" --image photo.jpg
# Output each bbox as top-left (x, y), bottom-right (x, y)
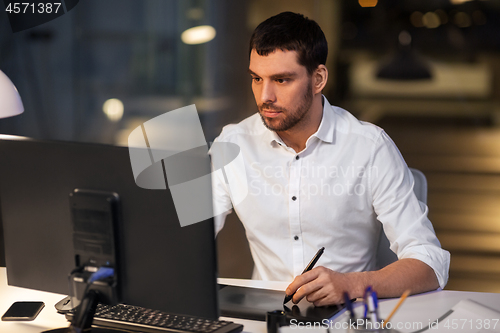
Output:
top-left (218, 285), bottom-right (344, 322)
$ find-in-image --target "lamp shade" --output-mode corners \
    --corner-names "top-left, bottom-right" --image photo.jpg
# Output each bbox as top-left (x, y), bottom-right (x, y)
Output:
top-left (0, 70), bottom-right (24, 118)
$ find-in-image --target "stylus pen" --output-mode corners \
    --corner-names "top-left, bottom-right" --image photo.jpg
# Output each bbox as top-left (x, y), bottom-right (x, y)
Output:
top-left (283, 247), bottom-right (325, 304)
top-left (343, 291), bottom-right (355, 321)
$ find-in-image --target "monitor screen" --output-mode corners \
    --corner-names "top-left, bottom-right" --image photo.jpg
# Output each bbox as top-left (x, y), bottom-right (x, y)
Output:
top-left (0, 137), bottom-right (219, 320)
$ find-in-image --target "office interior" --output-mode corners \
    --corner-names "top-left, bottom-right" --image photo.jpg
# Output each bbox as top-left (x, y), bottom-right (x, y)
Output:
top-left (1, 0), bottom-right (500, 295)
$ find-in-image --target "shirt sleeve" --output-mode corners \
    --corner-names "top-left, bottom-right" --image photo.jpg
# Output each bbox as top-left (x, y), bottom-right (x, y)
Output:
top-left (369, 130), bottom-right (451, 289)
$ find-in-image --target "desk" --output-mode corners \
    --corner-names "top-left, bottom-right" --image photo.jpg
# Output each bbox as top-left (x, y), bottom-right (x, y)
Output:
top-left (2, 267), bottom-right (500, 333)
top-left (0, 267), bottom-right (68, 332)
top-left (0, 269), bottom-right (272, 333)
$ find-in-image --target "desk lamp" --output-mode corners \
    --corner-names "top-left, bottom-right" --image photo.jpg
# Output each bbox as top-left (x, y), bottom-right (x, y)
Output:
top-left (0, 69), bottom-right (24, 118)
top-left (0, 69), bottom-right (23, 267)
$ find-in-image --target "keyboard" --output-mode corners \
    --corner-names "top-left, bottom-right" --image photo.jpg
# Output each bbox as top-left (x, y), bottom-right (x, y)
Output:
top-left (67, 303), bottom-right (244, 333)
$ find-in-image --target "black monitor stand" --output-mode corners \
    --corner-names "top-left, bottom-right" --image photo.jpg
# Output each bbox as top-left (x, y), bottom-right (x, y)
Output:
top-left (44, 189), bottom-right (122, 333)
top-left (44, 286), bottom-right (119, 333)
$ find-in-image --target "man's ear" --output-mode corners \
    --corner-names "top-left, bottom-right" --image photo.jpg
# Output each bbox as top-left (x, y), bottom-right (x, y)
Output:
top-left (313, 65), bottom-right (328, 94)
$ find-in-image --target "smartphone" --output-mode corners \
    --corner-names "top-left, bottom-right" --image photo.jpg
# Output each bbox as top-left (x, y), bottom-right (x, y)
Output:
top-left (1, 301), bottom-right (45, 321)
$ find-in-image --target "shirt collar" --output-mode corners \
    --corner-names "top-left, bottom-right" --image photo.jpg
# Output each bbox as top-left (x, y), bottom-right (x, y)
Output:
top-left (262, 120), bottom-right (286, 147)
top-left (263, 95), bottom-right (336, 147)
top-left (313, 95), bottom-right (335, 144)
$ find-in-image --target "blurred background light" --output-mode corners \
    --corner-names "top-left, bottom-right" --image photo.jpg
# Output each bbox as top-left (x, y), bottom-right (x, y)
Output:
top-left (398, 30), bottom-right (412, 46)
top-left (450, 0), bottom-right (473, 4)
top-left (358, 0), bottom-right (378, 8)
top-left (454, 12), bottom-right (472, 28)
top-left (435, 9), bottom-right (449, 25)
top-left (186, 7), bottom-right (204, 20)
top-left (103, 98), bottom-right (124, 122)
top-left (181, 25), bottom-right (216, 45)
top-left (410, 11), bottom-right (424, 28)
top-left (423, 12), bottom-right (441, 29)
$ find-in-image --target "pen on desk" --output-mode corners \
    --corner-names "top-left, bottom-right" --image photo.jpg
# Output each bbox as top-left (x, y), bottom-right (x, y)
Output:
top-left (343, 292), bottom-right (355, 321)
top-left (283, 247), bottom-right (325, 304)
top-left (367, 290), bottom-right (379, 324)
top-left (363, 286), bottom-right (371, 319)
top-left (382, 289), bottom-right (411, 329)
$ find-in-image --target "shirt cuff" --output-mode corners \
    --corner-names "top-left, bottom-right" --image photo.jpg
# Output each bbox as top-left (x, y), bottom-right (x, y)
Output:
top-left (399, 245), bottom-right (451, 290)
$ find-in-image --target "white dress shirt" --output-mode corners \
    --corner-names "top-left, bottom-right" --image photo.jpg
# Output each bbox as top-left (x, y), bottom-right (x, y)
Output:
top-left (211, 96), bottom-right (450, 289)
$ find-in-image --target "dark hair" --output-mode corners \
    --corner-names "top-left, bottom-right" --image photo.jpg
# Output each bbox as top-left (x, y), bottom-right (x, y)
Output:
top-left (249, 12), bottom-right (328, 75)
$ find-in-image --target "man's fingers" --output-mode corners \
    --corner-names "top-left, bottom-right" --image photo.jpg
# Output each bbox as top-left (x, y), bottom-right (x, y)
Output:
top-left (292, 277), bottom-right (322, 304)
top-left (285, 268), bottom-right (321, 295)
top-left (305, 287), bottom-right (325, 303)
top-left (286, 267), bottom-right (348, 306)
top-left (312, 295), bottom-right (329, 307)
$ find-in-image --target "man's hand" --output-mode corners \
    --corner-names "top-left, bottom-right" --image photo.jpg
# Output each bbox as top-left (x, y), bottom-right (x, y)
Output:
top-left (284, 259), bottom-right (440, 307)
top-left (285, 266), bottom-right (356, 307)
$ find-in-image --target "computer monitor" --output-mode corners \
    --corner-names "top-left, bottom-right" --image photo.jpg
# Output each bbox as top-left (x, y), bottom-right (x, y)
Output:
top-left (0, 136), bottom-right (219, 320)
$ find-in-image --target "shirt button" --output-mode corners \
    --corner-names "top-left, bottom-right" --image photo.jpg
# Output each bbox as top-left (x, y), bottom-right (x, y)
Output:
top-left (292, 196), bottom-right (297, 201)
top-left (296, 155), bottom-right (300, 160)
top-left (294, 235), bottom-right (299, 241)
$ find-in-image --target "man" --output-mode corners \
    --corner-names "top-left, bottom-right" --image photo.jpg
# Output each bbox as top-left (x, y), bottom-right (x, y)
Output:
top-left (211, 12), bottom-right (450, 306)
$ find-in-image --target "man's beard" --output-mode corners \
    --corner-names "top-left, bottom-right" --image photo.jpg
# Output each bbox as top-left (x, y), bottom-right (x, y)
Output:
top-left (258, 82), bottom-right (313, 132)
